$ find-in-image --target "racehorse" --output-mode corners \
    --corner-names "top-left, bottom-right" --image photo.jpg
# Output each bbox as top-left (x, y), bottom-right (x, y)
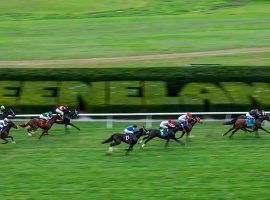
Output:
top-left (19, 114), bottom-right (61, 139)
top-left (140, 124), bottom-right (184, 148)
top-left (0, 108), bottom-right (16, 120)
top-left (223, 114), bottom-right (270, 138)
top-left (173, 117), bottom-right (201, 139)
top-left (1, 120), bottom-right (18, 144)
top-left (55, 109), bottom-right (80, 131)
top-left (102, 127), bottom-right (148, 154)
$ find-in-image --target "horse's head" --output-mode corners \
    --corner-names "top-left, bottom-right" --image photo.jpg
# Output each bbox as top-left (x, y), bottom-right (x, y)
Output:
top-left (260, 113), bottom-right (270, 122)
top-left (66, 109), bottom-right (79, 119)
top-left (137, 126), bottom-right (149, 136)
top-left (195, 117), bottom-right (201, 123)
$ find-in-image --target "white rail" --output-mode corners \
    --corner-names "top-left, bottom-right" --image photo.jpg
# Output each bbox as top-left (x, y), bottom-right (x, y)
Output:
top-left (14, 111), bottom-right (270, 128)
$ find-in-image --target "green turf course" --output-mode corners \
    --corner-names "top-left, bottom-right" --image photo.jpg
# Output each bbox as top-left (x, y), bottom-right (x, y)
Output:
top-left (0, 0), bottom-right (270, 67)
top-left (1, 121), bottom-right (270, 199)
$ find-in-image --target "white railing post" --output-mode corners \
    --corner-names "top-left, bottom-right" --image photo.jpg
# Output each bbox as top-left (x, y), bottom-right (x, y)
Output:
top-left (146, 115), bottom-right (152, 128)
top-left (107, 116), bottom-right (113, 128)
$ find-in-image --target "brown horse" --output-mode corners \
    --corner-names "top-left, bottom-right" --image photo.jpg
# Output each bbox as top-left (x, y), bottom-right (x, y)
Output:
top-left (140, 117), bottom-right (201, 148)
top-left (1, 120), bottom-right (18, 144)
top-left (223, 114), bottom-right (270, 138)
top-left (173, 117), bottom-right (201, 140)
top-left (19, 114), bottom-right (61, 139)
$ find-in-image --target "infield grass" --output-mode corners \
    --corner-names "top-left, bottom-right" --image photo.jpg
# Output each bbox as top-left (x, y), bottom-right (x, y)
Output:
top-left (1, 121), bottom-right (270, 199)
top-left (0, 0), bottom-right (270, 66)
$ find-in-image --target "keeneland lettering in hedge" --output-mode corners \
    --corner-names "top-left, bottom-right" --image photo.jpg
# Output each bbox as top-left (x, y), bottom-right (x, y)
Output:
top-left (0, 80), bottom-right (269, 112)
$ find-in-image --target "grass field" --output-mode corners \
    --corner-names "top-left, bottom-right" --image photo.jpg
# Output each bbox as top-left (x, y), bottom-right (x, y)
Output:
top-left (0, 0), bottom-right (270, 66)
top-left (1, 121), bottom-right (270, 200)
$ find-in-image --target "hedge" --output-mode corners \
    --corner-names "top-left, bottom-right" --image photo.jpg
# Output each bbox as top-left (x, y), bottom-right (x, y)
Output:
top-left (0, 66), bottom-right (269, 113)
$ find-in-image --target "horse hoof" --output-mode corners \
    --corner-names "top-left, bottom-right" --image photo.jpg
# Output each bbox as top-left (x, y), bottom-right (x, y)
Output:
top-left (28, 133), bottom-right (32, 137)
top-left (141, 144), bottom-right (145, 148)
top-left (12, 141), bottom-right (16, 144)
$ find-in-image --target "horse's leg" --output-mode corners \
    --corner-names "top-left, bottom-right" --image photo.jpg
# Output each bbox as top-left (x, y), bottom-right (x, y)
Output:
top-left (177, 132), bottom-right (185, 139)
top-left (229, 128), bottom-right (239, 138)
top-left (39, 130), bottom-right (47, 139)
top-left (223, 127), bottom-right (235, 136)
top-left (165, 138), bottom-right (170, 147)
top-left (7, 136), bottom-right (15, 144)
top-left (108, 139), bottom-right (120, 153)
top-left (67, 122), bottom-right (80, 131)
top-left (258, 127), bottom-right (270, 134)
top-left (141, 135), bottom-right (155, 148)
top-left (2, 138), bottom-right (8, 144)
top-left (172, 136), bottom-right (185, 146)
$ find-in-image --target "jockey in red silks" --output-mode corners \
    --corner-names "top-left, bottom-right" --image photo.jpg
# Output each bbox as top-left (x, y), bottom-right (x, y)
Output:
top-left (159, 118), bottom-right (175, 136)
top-left (178, 112), bottom-right (192, 132)
top-left (56, 105), bottom-right (69, 118)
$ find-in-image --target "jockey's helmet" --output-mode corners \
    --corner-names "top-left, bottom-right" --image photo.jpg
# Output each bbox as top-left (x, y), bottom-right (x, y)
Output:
top-left (48, 111), bottom-right (52, 115)
top-left (1, 105), bottom-right (5, 110)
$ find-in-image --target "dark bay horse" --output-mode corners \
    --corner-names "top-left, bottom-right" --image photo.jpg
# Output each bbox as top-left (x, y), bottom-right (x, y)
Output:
top-left (102, 127), bottom-right (148, 154)
top-left (55, 109), bottom-right (80, 131)
top-left (140, 117), bottom-right (201, 148)
top-left (223, 114), bottom-right (270, 138)
top-left (1, 120), bottom-right (18, 144)
top-left (19, 114), bottom-right (61, 139)
top-left (140, 125), bottom-right (184, 148)
top-left (0, 108), bottom-right (16, 120)
top-left (173, 117), bottom-right (201, 140)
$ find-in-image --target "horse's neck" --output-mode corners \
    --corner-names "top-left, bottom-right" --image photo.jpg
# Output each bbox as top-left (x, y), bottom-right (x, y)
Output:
top-left (135, 130), bottom-right (144, 138)
top-left (1, 112), bottom-right (8, 118)
top-left (48, 116), bottom-right (59, 124)
top-left (190, 120), bottom-right (197, 127)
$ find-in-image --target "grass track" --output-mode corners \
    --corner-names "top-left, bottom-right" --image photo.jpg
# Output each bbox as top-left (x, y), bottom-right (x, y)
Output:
top-left (1, 121), bottom-right (270, 199)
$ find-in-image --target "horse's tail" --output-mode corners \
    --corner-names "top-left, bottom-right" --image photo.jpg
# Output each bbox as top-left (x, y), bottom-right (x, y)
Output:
top-left (19, 123), bottom-right (28, 128)
top-left (101, 134), bottom-right (114, 144)
top-left (224, 118), bottom-right (236, 125)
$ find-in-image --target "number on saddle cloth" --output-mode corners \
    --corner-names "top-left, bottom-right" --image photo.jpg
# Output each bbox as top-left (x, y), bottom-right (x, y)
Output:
top-left (245, 118), bottom-right (254, 127)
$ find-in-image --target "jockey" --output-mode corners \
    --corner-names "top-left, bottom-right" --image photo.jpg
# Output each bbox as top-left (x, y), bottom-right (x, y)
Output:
top-left (124, 125), bottom-right (138, 141)
top-left (178, 112), bottom-right (192, 132)
top-left (39, 111), bottom-right (53, 121)
top-left (56, 105), bottom-right (69, 118)
top-left (159, 119), bottom-right (175, 136)
top-left (246, 108), bottom-right (260, 120)
top-left (0, 118), bottom-right (9, 132)
top-left (0, 105), bottom-right (5, 114)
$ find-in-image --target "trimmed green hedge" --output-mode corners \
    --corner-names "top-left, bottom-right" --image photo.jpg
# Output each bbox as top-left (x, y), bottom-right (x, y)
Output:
top-left (1, 66), bottom-right (270, 83)
top-left (0, 67), bottom-right (270, 113)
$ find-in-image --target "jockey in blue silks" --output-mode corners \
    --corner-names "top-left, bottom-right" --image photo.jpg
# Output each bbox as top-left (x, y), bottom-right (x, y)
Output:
top-left (124, 125), bottom-right (138, 142)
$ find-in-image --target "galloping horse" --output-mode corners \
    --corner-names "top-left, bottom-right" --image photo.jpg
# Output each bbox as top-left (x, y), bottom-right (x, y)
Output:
top-left (102, 127), bottom-right (148, 154)
top-left (19, 114), bottom-right (61, 139)
top-left (55, 109), bottom-right (80, 131)
top-left (0, 108), bottom-right (16, 120)
top-left (223, 114), bottom-right (270, 138)
top-left (173, 117), bottom-right (201, 139)
top-left (1, 120), bottom-right (18, 144)
top-left (140, 124), bottom-right (185, 148)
